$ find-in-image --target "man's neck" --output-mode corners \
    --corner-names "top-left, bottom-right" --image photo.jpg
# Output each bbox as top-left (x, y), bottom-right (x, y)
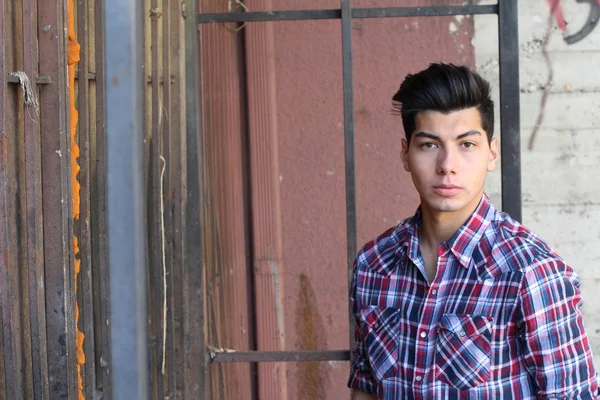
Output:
top-left (419, 194), bottom-right (483, 250)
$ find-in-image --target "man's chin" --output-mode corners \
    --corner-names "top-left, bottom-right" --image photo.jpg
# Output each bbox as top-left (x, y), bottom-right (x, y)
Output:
top-left (426, 198), bottom-right (465, 213)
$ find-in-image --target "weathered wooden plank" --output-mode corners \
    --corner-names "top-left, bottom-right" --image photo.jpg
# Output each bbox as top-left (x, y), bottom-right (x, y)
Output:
top-left (0, 2), bottom-right (5, 395)
top-left (13, 0), bottom-right (36, 397)
top-left (90, 0), bottom-right (110, 397)
top-left (160, 0), bottom-right (175, 396)
top-left (183, 0), bottom-right (206, 394)
top-left (0, 1), bottom-right (23, 397)
top-left (167, 1), bottom-right (185, 397)
top-left (23, 0), bottom-right (49, 397)
top-left (76, 0), bottom-right (98, 397)
top-left (37, 0), bottom-right (78, 396)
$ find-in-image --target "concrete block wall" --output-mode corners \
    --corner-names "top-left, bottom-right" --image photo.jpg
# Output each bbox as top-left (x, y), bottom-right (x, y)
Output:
top-left (475, 1), bottom-right (600, 368)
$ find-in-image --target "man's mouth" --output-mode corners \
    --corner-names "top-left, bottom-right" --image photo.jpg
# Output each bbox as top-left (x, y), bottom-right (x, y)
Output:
top-left (432, 184), bottom-right (461, 197)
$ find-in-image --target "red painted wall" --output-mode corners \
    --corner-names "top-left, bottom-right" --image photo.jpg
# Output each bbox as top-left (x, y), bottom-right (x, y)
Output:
top-left (272, 1), bottom-right (475, 398)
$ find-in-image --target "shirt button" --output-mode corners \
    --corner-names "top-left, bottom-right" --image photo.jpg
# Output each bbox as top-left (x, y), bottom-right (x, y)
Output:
top-left (420, 331), bottom-right (427, 338)
top-left (415, 376), bottom-right (422, 382)
top-left (459, 331), bottom-right (466, 338)
top-left (431, 289), bottom-right (437, 295)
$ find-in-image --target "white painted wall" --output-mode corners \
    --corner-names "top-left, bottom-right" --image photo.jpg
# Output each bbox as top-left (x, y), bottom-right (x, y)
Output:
top-left (474, 1), bottom-right (600, 368)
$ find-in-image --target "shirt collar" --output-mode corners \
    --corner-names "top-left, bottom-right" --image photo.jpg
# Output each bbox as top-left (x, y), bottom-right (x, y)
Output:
top-left (447, 194), bottom-right (495, 268)
top-left (394, 194), bottom-right (496, 269)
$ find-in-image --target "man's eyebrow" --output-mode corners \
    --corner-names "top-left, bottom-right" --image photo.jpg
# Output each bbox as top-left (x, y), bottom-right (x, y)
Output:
top-left (413, 132), bottom-right (440, 141)
top-left (413, 130), bottom-right (482, 141)
top-left (456, 130), bottom-right (482, 140)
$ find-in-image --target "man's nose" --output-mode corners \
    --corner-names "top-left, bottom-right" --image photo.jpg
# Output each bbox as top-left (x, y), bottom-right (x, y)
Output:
top-left (437, 147), bottom-right (457, 175)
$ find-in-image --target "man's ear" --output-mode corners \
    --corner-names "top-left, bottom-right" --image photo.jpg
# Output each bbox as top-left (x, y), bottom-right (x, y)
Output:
top-left (487, 137), bottom-right (499, 172)
top-left (401, 138), bottom-right (410, 172)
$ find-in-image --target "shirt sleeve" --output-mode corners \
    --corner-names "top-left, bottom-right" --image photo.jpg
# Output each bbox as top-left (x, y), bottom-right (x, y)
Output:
top-left (347, 258), bottom-right (378, 395)
top-left (517, 257), bottom-right (599, 399)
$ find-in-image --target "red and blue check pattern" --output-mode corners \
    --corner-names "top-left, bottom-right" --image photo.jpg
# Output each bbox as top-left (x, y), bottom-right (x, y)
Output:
top-left (348, 195), bottom-right (599, 399)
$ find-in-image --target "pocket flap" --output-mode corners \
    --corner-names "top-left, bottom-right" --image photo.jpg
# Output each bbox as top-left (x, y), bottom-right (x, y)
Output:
top-left (360, 306), bottom-right (400, 330)
top-left (439, 314), bottom-right (493, 339)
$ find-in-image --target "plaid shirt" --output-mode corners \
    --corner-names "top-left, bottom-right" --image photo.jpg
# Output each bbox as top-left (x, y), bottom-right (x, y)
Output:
top-left (348, 195), bottom-right (599, 399)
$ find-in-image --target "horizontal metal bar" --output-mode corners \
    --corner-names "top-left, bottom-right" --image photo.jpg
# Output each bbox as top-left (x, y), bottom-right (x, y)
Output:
top-left (6, 74), bottom-right (52, 84)
top-left (353, 5), bottom-right (498, 18)
top-left (198, 9), bottom-right (339, 23)
top-left (210, 349), bottom-right (351, 363)
top-left (197, 5), bottom-right (498, 23)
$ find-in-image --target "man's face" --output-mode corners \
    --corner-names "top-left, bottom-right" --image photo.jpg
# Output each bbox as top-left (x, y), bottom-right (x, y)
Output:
top-left (401, 107), bottom-right (498, 215)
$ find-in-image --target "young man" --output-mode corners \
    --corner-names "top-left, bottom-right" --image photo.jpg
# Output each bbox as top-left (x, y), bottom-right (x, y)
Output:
top-left (348, 63), bottom-right (599, 399)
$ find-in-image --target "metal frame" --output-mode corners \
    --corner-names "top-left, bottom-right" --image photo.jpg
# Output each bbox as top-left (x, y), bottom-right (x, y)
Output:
top-left (104, 0), bottom-right (521, 396)
top-left (194, 0), bottom-right (521, 367)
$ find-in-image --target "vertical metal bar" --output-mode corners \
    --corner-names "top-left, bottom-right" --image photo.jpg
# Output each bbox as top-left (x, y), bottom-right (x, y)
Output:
top-left (103, 0), bottom-right (148, 397)
top-left (183, 0), bottom-right (205, 397)
top-left (341, 0), bottom-right (357, 348)
top-left (498, 0), bottom-right (521, 221)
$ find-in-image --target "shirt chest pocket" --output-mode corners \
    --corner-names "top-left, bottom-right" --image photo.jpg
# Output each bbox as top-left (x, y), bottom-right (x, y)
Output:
top-left (359, 306), bottom-right (401, 382)
top-left (435, 313), bottom-right (493, 390)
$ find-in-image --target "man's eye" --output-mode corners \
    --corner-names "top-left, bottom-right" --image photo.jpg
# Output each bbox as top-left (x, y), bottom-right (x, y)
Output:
top-left (462, 142), bottom-right (476, 148)
top-left (421, 142), bottom-right (437, 149)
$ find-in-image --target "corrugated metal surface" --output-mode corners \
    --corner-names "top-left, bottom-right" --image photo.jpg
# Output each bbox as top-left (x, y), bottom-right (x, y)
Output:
top-left (198, 0), bottom-right (253, 398)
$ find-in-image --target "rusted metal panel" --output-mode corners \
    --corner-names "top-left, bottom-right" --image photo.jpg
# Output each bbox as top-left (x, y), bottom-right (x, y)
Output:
top-left (37, 0), bottom-right (78, 397)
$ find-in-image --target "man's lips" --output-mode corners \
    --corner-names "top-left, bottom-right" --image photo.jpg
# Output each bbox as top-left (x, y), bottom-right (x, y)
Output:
top-left (432, 185), bottom-right (461, 196)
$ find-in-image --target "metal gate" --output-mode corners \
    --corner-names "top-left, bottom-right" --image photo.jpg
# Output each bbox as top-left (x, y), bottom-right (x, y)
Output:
top-left (104, 0), bottom-right (520, 398)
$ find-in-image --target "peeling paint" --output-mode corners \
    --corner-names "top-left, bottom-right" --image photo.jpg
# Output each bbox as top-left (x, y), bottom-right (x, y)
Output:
top-left (270, 261), bottom-right (286, 346)
top-left (449, 22), bottom-right (458, 34)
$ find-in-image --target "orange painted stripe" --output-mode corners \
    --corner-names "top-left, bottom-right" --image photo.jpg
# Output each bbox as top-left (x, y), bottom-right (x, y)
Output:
top-left (67, 0), bottom-right (84, 397)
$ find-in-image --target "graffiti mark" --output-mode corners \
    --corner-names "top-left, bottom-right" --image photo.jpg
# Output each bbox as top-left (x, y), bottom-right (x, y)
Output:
top-left (547, 0), bottom-right (600, 44)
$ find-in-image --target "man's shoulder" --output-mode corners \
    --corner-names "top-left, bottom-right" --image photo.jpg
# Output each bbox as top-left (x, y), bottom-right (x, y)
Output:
top-left (355, 216), bottom-right (414, 274)
top-left (485, 209), bottom-right (564, 272)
